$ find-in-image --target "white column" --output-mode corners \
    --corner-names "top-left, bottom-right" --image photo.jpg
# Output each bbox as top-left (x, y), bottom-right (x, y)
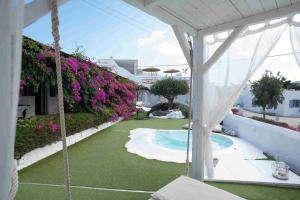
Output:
top-left (0, 1), bottom-right (24, 199)
top-left (192, 31), bottom-right (206, 181)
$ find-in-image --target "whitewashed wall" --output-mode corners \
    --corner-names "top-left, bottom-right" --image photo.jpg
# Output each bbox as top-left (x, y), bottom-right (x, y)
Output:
top-left (238, 85), bottom-right (300, 117)
top-left (223, 114), bottom-right (300, 174)
top-left (18, 96), bottom-right (35, 118)
top-left (48, 96), bottom-right (59, 114)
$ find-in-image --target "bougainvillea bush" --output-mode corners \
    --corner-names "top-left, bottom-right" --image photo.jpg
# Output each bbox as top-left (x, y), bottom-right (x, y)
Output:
top-left (21, 37), bottom-right (137, 120)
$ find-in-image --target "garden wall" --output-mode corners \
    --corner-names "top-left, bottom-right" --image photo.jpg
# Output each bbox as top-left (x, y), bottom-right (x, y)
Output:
top-left (17, 117), bottom-right (123, 170)
top-left (18, 96), bottom-right (35, 118)
top-left (223, 114), bottom-right (300, 174)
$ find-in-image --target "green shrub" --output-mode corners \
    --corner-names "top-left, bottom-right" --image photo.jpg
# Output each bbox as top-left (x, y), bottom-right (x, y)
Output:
top-left (15, 109), bottom-right (114, 159)
top-left (147, 102), bottom-right (190, 118)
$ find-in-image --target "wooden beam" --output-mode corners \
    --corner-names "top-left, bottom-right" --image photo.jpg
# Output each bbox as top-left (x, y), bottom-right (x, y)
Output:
top-left (24, 0), bottom-right (69, 28)
top-left (201, 2), bottom-right (300, 34)
top-left (172, 25), bottom-right (191, 67)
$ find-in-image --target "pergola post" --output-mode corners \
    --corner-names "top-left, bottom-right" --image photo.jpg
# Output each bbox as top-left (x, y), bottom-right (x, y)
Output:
top-left (0, 1), bottom-right (24, 199)
top-left (191, 31), bottom-right (206, 181)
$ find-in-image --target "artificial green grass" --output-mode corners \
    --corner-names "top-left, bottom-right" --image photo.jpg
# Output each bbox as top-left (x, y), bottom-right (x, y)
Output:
top-left (16, 118), bottom-right (300, 200)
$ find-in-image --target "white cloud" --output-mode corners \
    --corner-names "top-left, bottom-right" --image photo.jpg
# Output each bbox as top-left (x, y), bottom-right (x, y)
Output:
top-left (136, 30), bottom-right (186, 65)
top-left (136, 30), bottom-right (164, 48)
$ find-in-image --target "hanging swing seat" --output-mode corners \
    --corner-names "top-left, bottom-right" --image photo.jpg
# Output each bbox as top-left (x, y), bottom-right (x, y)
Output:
top-left (150, 176), bottom-right (245, 200)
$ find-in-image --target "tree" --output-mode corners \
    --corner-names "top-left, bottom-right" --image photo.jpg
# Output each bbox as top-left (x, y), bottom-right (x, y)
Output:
top-left (251, 71), bottom-right (285, 119)
top-left (150, 78), bottom-right (188, 109)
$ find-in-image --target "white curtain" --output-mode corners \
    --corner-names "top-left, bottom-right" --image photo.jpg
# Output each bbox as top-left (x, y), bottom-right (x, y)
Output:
top-left (203, 23), bottom-right (287, 178)
top-left (0, 0), bottom-right (24, 199)
top-left (290, 20), bottom-right (300, 68)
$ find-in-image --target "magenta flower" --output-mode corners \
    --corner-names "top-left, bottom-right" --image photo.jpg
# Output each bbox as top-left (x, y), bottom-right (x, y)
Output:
top-left (81, 63), bottom-right (89, 70)
top-left (74, 95), bottom-right (81, 102)
top-left (19, 80), bottom-right (25, 90)
top-left (96, 90), bottom-right (106, 102)
top-left (71, 81), bottom-right (80, 92)
top-left (78, 71), bottom-right (86, 81)
top-left (69, 58), bottom-right (78, 74)
top-left (50, 123), bottom-right (60, 133)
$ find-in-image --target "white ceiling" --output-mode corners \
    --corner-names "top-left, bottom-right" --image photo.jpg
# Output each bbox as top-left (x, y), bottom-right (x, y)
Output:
top-left (125, 0), bottom-right (300, 34)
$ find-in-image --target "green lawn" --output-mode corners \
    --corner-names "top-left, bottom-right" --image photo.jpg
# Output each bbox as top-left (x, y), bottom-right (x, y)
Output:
top-left (16, 118), bottom-right (300, 200)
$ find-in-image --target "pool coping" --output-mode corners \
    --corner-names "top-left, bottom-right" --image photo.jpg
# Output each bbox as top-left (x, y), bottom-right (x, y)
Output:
top-left (125, 128), bottom-right (300, 186)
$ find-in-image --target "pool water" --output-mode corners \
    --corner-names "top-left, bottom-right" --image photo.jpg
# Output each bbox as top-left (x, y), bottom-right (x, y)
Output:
top-left (154, 130), bottom-right (233, 151)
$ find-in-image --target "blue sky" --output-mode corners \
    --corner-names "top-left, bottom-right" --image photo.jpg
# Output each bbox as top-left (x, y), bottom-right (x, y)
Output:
top-left (24, 0), bottom-right (300, 81)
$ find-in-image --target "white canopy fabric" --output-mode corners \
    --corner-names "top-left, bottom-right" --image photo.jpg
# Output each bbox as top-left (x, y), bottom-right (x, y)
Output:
top-left (290, 18), bottom-right (300, 69)
top-left (203, 22), bottom-right (288, 178)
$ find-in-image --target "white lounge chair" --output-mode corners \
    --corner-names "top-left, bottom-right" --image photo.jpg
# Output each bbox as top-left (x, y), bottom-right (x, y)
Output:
top-left (150, 176), bottom-right (245, 200)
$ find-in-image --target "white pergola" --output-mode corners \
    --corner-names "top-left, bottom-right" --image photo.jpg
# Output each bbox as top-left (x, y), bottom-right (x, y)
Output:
top-left (1, 0), bottom-right (300, 199)
top-left (124, 0), bottom-right (300, 181)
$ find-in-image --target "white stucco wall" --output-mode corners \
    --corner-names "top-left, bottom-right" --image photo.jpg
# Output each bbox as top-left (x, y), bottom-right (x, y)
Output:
top-left (18, 96), bottom-right (35, 118)
top-left (223, 114), bottom-right (300, 174)
top-left (238, 85), bottom-right (300, 117)
top-left (48, 96), bottom-right (59, 114)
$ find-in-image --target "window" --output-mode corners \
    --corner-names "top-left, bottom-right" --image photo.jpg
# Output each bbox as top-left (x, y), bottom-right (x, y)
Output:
top-left (289, 100), bottom-right (300, 108)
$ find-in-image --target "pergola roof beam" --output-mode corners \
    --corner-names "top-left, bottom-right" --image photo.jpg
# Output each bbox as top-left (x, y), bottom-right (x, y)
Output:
top-left (202, 25), bottom-right (246, 72)
top-left (125, 0), bottom-right (197, 35)
top-left (24, 0), bottom-right (68, 28)
top-left (144, 0), bottom-right (162, 7)
top-left (201, 2), bottom-right (300, 34)
top-left (172, 25), bottom-right (192, 67)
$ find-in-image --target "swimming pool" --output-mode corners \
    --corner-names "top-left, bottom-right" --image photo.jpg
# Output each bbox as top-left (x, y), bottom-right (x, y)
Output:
top-left (154, 130), bottom-right (233, 151)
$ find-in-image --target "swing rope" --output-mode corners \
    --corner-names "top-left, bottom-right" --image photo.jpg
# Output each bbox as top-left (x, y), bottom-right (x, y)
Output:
top-left (50, 0), bottom-right (72, 199)
top-left (186, 35), bottom-right (193, 177)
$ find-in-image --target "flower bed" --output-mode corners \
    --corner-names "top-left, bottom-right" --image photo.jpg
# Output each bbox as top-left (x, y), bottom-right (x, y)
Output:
top-left (15, 111), bottom-right (114, 159)
top-left (251, 116), bottom-right (300, 132)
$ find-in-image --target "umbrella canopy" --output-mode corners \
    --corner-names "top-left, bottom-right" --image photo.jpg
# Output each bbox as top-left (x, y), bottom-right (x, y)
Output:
top-left (142, 67), bottom-right (160, 72)
top-left (164, 69), bottom-right (180, 74)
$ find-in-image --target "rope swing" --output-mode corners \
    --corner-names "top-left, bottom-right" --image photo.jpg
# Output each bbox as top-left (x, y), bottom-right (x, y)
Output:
top-left (50, 0), bottom-right (72, 199)
top-left (186, 35), bottom-right (193, 176)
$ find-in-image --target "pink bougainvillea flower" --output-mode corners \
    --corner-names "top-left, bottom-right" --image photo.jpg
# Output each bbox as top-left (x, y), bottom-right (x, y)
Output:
top-left (73, 95), bottom-right (81, 102)
top-left (47, 120), bottom-right (60, 133)
top-left (96, 90), bottom-right (107, 102)
top-left (19, 80), bottom-right (25, 90)
top-left (81, 63), bottom-right (89, 70)
top-left (71, 81), bottom-right (80, 92)
top-left (68, 57), bottom-right (78, 74)
top-left (50, 123), bottom-right (60, 133)
top-left (78, 71), bottom-right (86, 81)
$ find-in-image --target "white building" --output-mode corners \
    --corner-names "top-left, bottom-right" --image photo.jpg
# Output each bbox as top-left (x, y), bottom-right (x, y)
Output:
top-left (136, 70), bottom-right (190, 107)
top-left (237, 84), bottom-right (300, 117)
